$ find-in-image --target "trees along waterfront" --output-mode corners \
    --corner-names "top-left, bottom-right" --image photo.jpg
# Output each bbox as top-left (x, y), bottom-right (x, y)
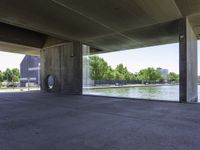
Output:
top-left (138, 68), bottom-right (163, 84)
top-left (89, 56), bottom-right (138, 82)
top-left (88, 56), bottom-right (179, 84)
top-left (168, 72), bottom-right (179, 83)
top-left (89, 56), bottom-right (109, 81)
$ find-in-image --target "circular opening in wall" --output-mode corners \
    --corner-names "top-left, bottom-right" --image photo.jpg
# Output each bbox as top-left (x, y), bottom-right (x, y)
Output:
top-left (46, 75), bottom-right (55, 90)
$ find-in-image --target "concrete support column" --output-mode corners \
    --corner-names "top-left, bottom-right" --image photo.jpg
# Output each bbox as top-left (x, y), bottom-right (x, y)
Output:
top-left (179, 18), bottom-right (198, 103)
top-left (40, 40), bottom-right (82, 94)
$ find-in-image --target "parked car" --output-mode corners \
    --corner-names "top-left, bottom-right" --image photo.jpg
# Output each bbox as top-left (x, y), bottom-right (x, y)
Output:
top-left (7, 84), bottom-right (17, 88)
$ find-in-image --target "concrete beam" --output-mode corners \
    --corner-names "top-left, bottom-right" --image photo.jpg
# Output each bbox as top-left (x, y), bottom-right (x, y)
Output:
top-left (0, 22), bottom-right (46, 48)
top-left (179, 17), bottom-right (198, 103)
top-left (0, 22), bottom-right (46, 55)
top-left (0, 41), bottom-right (40, 56)
top-left (41, 40), bottom-right (82, 94)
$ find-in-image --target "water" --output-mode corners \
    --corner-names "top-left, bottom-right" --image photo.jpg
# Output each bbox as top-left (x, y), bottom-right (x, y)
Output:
top-left (83, 85), bottom-right (200, 102)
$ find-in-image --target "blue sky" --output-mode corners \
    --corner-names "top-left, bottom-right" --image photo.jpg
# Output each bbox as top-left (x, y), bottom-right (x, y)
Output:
top-left (0, 41), bottom-right (199, 74)
top-left (97, 41), bottom-right (200, 74)
top-left (97, 43), bottom-right (179, 74)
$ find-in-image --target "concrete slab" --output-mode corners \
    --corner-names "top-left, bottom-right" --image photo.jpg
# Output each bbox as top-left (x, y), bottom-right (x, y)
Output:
top-left (0, 92), bottom-right (200, 150)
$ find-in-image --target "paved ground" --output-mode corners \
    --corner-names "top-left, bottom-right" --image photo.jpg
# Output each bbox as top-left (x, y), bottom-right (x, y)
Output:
top-left (0, 92), bottom-right (200, 150)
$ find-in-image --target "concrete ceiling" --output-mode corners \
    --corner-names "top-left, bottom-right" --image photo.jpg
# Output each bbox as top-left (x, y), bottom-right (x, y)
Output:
top-left (175, 0), bottom-right (200, 39)
top-left (0, 0), bottom-right (199, 54)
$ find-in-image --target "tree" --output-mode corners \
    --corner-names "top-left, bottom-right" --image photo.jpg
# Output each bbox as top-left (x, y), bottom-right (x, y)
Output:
top-left (138, 67), bottom-right (163, 83)
top-left (88, 56), bottom-right (167, 85)
top-left (115, 64), bottom-right (126, 74)
top-left (2, 68), bottom-right (20, 82)
top-left (114, 64), bottom-right (125, 80)
top-left (113, 70), bottom-right (124, 80)
top-left (12, 68), bottom-right (20, 77)
top-left (12, 68), bottom-right (20, 82)
top-left (3, 68), bottom-right (13, 82)
top-left (115, 64), bottom-right (132, 81)
top-left (0, 71), bottom-right (3, 82)
top-left (129, 73), bottom-right (138, 81)
top-left (104, 66), bottom-right (114, 80)
top-left (168, 72), bottom-right (179, 82)
top-left (12, 75), bottom-right (19, 82)
top-left (89, 56), bottom-right (109, 81)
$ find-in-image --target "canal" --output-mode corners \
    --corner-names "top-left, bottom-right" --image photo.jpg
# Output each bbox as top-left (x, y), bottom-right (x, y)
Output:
top-left (84, 85), bottom-right (200, 102)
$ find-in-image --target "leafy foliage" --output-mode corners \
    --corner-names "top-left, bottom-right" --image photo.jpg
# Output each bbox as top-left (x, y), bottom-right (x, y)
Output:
top-left (3, 68), bottom-right (13, 82)
top-left (0, 71), bottom-right (3, 82)
top-left (88, 56), bottom-right (178, 83)
top-left (168, 72), bottom-right (179, 82)
top-left (1, 68), bottom-right (20, 82)
top-left (89, 56), bottom-right (109, 81)
top-left (138, 67), bottom-right (163, 83)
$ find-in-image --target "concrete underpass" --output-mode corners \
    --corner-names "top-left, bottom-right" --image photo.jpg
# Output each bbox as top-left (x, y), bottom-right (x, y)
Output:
top-left (0, 0), bottom-right (200, 149)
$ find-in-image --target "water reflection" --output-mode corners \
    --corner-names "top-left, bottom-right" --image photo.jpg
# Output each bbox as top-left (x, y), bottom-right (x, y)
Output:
top-left (84, 85), bottom-right (200, 102)
top-left (84, 85), bottom-right (179, 101)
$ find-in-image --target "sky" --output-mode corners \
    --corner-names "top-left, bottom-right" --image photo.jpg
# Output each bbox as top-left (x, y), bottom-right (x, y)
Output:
top-left (97, 41), bottom-right (200, 74)
top-left (0, 41), bottom-right (199, 74)
top-left (0, 52), bottom-right (24, 72)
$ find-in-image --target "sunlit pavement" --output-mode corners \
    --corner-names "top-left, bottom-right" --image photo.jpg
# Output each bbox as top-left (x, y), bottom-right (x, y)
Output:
top-left (0, 87), bottom-right (40, 92)
top-left (0, 92), bottom-right (200, 150)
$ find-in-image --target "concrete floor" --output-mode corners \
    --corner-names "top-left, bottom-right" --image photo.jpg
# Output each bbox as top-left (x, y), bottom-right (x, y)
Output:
top-left (0, 92), bottom-right (200, 150)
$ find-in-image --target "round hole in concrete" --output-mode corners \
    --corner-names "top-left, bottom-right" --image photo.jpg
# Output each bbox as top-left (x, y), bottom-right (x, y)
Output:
top-left (46, 75), bottom-right (54, 90)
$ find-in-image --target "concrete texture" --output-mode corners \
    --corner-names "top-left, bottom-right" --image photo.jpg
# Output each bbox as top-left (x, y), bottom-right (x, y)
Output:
top-left (175, 0), bottom-right (200, 39)
top-left (1, 92), bottom-right (200, 150)
top-left (179, 18), bottom-right (198, 102)
top-left (0, 1), bottom-right (199, 53)
top-left (41, 41), bottom-right (82, 94)
top-left (0, 41), bottom-right (41, 56)
top-left (0, 22), bottom-right (46, 55)
top-left (0, 22), bottom-right (46, 48)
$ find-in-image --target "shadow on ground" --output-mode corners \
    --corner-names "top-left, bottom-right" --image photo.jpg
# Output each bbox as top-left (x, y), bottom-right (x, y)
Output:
top-left (0, 92), bottom-right (200, 150)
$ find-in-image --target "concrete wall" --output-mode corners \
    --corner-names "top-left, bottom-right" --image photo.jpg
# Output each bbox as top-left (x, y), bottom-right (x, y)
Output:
top-left (40, 41), bottom-right (82, 94)
top-left (179, 18), bottom-right (198, 102)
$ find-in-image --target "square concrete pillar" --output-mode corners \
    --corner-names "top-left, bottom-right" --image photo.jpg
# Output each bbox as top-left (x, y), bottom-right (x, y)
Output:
top-left (40, 41), bottom-right (82, 94)
top-left (179, 18), bottom-right (198, 102)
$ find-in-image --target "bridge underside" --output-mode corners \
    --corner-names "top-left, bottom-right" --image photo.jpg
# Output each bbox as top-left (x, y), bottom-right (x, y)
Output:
top-left (0, 0), bottom-right (199, 102)
top-left (0, 0), bottom-right (199, 54)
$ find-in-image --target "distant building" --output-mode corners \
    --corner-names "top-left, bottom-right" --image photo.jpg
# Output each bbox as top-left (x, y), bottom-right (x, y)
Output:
top-left (20, 55), bottom-right (40, 87)
top-left (157, 67), bottom-right (169, 82)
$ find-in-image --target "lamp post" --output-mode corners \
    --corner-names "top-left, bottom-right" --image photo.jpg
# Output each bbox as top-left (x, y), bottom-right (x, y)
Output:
top-left (38, 63), bottom-right (40, 87)
top-left (27, 57), bottom-right (30, 91)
